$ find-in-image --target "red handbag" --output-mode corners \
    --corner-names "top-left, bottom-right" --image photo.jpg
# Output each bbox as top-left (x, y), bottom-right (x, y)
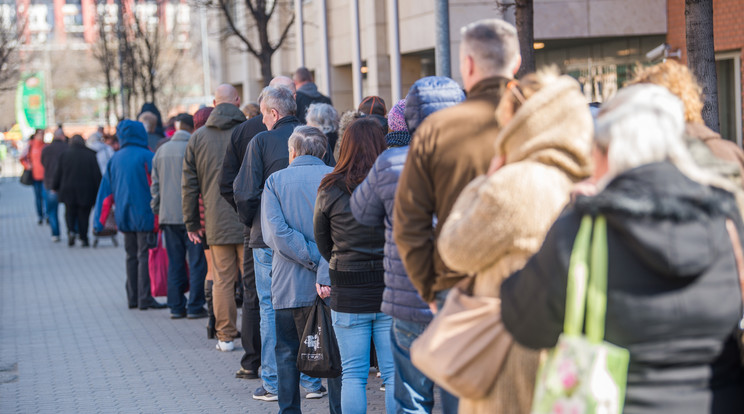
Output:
top-left (149, 231), bottom-right (168, 297)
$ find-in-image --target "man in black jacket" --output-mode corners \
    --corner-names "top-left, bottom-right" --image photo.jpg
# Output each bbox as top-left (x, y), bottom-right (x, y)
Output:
top-left (40, 129), bottom-right (68, 242)
top-left (234, 83), bottom-right (327, 401)
top-left (294, 67), bottom-right (332, 124)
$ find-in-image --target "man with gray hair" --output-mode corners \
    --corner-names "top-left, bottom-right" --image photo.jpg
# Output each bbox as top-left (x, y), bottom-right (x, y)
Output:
top-left (234, 85), bottom-right (328, 401)
top-left (261, 125), bottom-right (341, 412)
top-left (394, 18), bottom-right (520, 322)
top-left (137, 111), bottom-right (161, 151)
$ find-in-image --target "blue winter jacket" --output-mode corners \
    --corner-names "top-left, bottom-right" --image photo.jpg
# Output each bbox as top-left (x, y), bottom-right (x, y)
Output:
top-left (93, 120), bottom-right (155, 233)
top-left (350, 75), bottom-right (465, 323)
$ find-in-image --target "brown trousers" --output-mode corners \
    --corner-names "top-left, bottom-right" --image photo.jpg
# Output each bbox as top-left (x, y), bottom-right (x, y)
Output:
top-left (210, 244), bottom-right (243, 342)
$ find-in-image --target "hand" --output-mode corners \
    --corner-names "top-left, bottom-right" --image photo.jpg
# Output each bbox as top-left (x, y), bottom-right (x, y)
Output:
top-left (316, 283), bottom-right (331, 299)
top-left (429, 301), bottom-right (438, 315)
top-left (187, 229), bottom-right (204, 244)
top-left (487, 154), bottom-right (505, 176)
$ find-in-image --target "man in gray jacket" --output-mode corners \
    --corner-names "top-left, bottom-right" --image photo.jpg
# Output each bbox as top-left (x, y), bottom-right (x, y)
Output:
top-left (183, 85), bottom-right (247, 352)
top-left (151, 113), bottom-right (207, 319)
top-left (261, 126), bottom-right (339, 412)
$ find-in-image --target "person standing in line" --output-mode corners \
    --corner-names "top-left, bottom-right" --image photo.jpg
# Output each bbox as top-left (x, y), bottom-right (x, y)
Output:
top-left (305, 103), bottom-right (339, 165)
top-left (87, 126), bottom-right (115, 174)
top-left (52, 135), bottom-right (102, 248)
top-left (182, 85), bottom-right (246, 352)
top-left (313, 118), bottom-right (394, 414)
top-left (294, 67), bottom-right (332, 124)
top-left (394, 18), bottom-right (520, 313)
top-left (93, 120), bottom-right (166, 310)
top-left (40, 128), bottom-right (68, 242)
top-left (139, 111), bottom-right (163, 152)
top-left (350, 76), bottom-right (466, 414)
top-left (21, 129), bottom-right (47, 225)
top-left (151, 113), bottom-right (208, 320)
top-left (234, 81), bottom-right (325, 401)
top-left (261, 126), bottom-right (340, 413)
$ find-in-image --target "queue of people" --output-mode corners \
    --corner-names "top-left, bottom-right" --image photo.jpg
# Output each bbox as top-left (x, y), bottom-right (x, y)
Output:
top-left (18, 16), bottom-right (744, 414)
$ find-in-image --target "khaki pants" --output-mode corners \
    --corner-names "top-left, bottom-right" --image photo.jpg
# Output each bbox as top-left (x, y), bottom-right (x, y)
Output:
top-left (210, 244), bottom-right (244, 342)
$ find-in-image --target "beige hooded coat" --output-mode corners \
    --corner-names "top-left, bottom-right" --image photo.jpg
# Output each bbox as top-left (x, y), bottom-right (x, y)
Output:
top-left (437, 74), bottom-right (594, 414)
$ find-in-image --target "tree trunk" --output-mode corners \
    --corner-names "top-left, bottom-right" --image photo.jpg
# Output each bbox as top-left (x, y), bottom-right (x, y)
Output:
top-left (515, 0), bottom-right (535, 78)
top-left (686, 0), bottom-right (719, 131)
top-left (260, 53), bottom-right (273, 86)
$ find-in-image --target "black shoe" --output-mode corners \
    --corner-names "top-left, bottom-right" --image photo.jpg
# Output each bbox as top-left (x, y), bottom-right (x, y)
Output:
top-left (38, 218), bottom-right (43, 225)
top-left (68, 233), bottom-right (76, 247)
top-left (140, 302), bottom-right (167, 310)
top-left (80, 239), bottom-right (90, 248)
top-left (235, 368), bottom-right (259, 379)
top-left (128, 304), bottom-right (137, 309)
top-left (171, 313), bottom-right (187, 319)
top-left (187, 308), bottom-right (209, 319)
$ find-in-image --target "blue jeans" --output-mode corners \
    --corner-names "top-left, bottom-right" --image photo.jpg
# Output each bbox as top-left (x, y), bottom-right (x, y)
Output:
top-left (254, 247), bottom-right (318, 394)
top-left (332, 310), bottom-right (395, 414)
top-left (275, 307), bottom-right (341, 414)
top-left (32, 180), bottom-right (46, 220)
top-left (45, 190), bottom-right (60, 236)
top-left (391, 318), bottom-right (459, 414)
top-left (162, 225), bottom-right (207, 315)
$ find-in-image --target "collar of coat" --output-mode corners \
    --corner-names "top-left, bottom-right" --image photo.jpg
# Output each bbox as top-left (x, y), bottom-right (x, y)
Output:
top-left (273, 115), bottom-right (300, 130)
top-left (466, 76), bottom-right (510, 103)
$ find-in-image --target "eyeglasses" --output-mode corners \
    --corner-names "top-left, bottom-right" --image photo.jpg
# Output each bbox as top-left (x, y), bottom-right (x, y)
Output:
top-left (507, 80), bottom-right (526, 105)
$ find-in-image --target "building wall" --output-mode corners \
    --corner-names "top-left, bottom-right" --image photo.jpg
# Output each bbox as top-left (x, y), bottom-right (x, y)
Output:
top-left (667, 0), bottom-right (744, 144)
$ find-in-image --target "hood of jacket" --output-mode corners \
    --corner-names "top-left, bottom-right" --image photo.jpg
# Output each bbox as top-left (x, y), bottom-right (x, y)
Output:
top-left (405, 76), bottom-right (466, 135)
top-left (298, 82), bottom-right (322, 98)
top-left (206, 103), bottom-right (246, 130)
top-left (117, 119), bottom-right (149, 149)
top-left (495, 73), bottom-right (593, 182)
top-left (575, 162), bottom-right (739, 279)
top-left (170, 129), bottom-right (191, 142)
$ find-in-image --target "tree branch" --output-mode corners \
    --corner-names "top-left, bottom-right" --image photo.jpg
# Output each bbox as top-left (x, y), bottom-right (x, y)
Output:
top-left (218, 0), bottom-right (260, 57)
top-left (270, 12), bottom-right (295, 53)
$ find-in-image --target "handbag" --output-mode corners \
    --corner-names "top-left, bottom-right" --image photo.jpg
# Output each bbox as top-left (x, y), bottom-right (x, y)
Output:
top-left (410, 277), bottom-right (514, 399)
top-left (149, 231), bottom-right (169, 297)
top-left (297, 296), bottom-right (342, 378)
top-left (531, 215), bottom-right (629, 414)
top-left (723, 219), bottom-right (744, 365)
top-left (20, 169), bottom-right (33, 186)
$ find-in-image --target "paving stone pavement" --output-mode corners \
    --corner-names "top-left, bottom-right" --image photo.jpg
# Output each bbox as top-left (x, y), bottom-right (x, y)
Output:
top-left (0, 178), bottom-right (392, 413)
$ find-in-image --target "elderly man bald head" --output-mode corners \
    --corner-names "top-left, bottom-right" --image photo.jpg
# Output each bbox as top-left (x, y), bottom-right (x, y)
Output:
top-left (214, 83), bottom-right (241, 107)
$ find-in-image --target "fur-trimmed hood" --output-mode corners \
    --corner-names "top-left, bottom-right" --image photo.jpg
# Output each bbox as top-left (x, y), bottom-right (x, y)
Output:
top-left (575, 161), bottom-right (739, 279)
top-left (495, 73), bottom-right (593, 181)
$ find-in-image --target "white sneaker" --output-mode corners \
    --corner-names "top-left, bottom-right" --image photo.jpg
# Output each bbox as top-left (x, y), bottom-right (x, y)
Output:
top-left (215, 340), bottom-right (234, 352)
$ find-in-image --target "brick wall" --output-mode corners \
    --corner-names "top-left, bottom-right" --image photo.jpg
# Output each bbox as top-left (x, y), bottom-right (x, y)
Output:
top-left (667, 0), bottom-right (744, 143)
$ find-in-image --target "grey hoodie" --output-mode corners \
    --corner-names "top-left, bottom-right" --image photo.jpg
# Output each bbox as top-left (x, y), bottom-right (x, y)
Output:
top-left (151, 129), bottom-right (191, 225)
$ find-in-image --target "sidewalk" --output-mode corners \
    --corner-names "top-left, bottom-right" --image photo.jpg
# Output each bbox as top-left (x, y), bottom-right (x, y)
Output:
top-left (0, 178), bottom-right (388, 413)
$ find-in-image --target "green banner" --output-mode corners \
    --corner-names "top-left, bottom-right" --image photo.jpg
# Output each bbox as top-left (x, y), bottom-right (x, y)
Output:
top-left (16, 73), bottom-right (47, 136)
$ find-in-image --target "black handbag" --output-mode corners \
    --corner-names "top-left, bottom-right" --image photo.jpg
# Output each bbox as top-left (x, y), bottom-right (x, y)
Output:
top-left (297, 296), bottom-right (342, 378)
top-left (20, 169), bottom-right (33, 186)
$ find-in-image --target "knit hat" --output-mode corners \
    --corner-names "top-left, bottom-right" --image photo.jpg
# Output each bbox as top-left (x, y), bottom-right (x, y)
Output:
top-left (193, 107), bottom-right (214, 130)
top-left (358, 96), bottom-right (387, 117)
top-left (387, 99), bottom-right (407, 132)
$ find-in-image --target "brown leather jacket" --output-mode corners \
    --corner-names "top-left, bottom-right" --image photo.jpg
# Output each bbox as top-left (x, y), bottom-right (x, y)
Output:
top-left (393, 76), bottom-right (509, 302)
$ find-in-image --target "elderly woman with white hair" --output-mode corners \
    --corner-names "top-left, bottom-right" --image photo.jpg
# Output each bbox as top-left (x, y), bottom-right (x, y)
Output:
top-left (305, 103), bottom-right (339, 165)
top-left (500, 84), bottom-right (744, 414)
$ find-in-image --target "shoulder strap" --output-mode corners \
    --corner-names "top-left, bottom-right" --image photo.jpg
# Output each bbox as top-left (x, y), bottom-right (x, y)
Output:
top-left (586, 215), bottom-right (609, 343)
top-left (564, 215), bottom-right (594, 336)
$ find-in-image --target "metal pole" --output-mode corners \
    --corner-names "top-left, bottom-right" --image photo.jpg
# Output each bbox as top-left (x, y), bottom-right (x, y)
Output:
top-left (200, 3), bottom-right (211, 105)
top-left (319, 0), bottom-right (331, 96)
top-left (351, 0), bottom-right (362, 105)
top-left (387, 0), bottom-right (401, 103)
top-left (434, 0), bottom-right (451, 77)
top-left (116, 0), bottom-right (128, 119)
top-left (294, 0), bottom-right (305, 67)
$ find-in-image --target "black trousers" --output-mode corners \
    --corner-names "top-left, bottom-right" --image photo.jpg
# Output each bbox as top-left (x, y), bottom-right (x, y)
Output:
top-left (65, 203), bottom-right (92, 241)
top-left (241, 233), bottom-right (262, 371)
top-left (123, 231), bottom-right (158, 308)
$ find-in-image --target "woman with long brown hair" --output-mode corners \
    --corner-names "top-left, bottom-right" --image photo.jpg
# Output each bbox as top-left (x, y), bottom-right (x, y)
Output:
top-left (313, 118), bottom-right (394, 413)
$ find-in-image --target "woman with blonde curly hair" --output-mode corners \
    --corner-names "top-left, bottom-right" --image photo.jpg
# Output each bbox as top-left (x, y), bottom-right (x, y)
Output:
top-left (629, 60), bottom-right (744, 186)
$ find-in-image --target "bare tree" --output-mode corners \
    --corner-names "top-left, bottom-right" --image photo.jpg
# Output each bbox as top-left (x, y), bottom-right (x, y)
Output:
top-left (209, 0), bottom-right (295, 86)
top-left (0, 7), bottom-right (23, 91)
top-left (496, 0), bottom-right (535, 78)
top-left (686, 0), bottom-right (719, 132)
top-left (92, 2), bottom-right (119, 125)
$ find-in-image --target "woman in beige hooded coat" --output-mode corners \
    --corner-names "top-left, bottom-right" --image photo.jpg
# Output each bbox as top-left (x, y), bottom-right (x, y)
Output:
top-left (437, 71), bottom-right (594, 414)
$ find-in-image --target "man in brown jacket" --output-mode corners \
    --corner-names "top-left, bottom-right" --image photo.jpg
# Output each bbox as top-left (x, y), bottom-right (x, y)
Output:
top-left (393, 19), bottom-right (521, 308)
top-left (182, 84), bottom-right (246, 352)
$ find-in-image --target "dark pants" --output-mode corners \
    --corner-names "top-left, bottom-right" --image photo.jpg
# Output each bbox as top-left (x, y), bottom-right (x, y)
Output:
top-left (123, 231), bottom-right (158, 308)
top-left (45, 190), bottom-right (61, 237)
top-left (161, 224), bottom-right (208, 315)
top-left (65, 203), bottom-right (92, 242)
top-left (275, 307), bottom-right (342, 414)
top-left (32, 180), bottom-right (45, 220)
top-left (240, 233), bottom-right (262, 371)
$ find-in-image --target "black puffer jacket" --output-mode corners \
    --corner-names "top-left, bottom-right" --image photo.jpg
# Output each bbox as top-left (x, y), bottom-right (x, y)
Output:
top-left (501, 162), bottom-right (744, 414)
top-left (52, 139), bottom-right (102, 206)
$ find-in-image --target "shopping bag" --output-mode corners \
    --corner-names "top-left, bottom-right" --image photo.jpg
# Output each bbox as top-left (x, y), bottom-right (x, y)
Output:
top-left (410, 277), bottom-right (513, 399)
top-left (531, 215), bottom-right (629, 414)
top-left (20, 169), bottom-right (33, 186)
top-left (149, 231), bottom-right (168, 297)
top-left (297, 296), bottom-right (342, 378)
